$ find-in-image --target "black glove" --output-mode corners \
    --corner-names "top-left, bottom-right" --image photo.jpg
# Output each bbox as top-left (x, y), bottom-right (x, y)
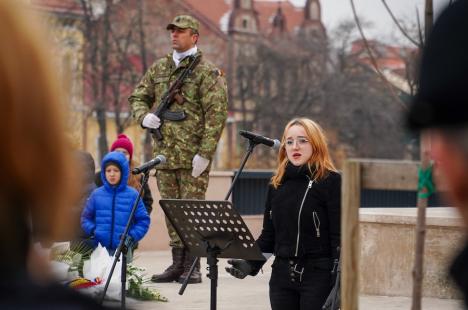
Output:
top-left (225, 259), bottom-right (252, 279)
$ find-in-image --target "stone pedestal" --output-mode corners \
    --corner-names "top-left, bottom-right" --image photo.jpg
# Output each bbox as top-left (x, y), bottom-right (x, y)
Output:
top-left (360, 207), bottom-right (464, 298)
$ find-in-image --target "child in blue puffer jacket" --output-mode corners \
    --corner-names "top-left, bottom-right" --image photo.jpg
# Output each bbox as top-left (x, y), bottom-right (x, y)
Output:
top-left (81, 151), bottom-right (150, 255)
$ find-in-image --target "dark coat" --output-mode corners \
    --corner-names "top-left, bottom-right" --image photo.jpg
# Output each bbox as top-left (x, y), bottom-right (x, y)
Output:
top-left (0, 209), bottom-right (113, 310)
top-left (82, 152), bottom-right (150, 251)
top-left (450, 242), bottom-right (468, 308)
top-left (0, 273), bottom-right (113, 309)
top-left (75, 151), bottom-right (97, 238)
top-left (253, 164), bottom-right (341, 272)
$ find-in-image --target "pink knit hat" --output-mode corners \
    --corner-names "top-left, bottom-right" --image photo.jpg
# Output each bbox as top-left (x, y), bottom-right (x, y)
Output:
top-left (110, 134), bottom-right (133, 160)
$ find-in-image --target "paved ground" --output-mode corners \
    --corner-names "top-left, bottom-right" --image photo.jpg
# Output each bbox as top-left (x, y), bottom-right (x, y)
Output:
top-left (113, 251), bottom-right (464, 310)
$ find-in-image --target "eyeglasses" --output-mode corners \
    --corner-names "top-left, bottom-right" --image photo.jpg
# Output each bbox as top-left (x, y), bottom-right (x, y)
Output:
top-left (285, 137), bottom-right (310, 147)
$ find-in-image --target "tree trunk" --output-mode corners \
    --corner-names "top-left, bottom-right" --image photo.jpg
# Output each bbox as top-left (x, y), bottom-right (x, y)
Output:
top-left (137, 0), bottom-right (153, 162)
top-left (411, 3), bottom-right (432, 309)
top-left (96, 107), bottom-right (108, 160)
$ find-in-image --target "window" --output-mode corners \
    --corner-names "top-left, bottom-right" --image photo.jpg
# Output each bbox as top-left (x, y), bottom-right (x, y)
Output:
top-left (242, 17), bottom-right (249, 29)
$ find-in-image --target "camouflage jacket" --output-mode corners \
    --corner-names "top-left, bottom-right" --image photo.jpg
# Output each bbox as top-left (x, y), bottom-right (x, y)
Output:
top-left (128, 50), bottom-right (228, 170)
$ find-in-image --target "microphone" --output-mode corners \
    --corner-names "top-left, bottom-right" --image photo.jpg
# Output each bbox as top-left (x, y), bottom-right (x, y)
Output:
top-left (239, 130), bottom-right (280, 149)
top-left (132, 155), bottom-right (166, 174)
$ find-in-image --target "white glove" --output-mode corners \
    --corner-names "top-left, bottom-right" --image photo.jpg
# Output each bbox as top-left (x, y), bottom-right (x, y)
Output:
top-left (142, 113), bottom-right (161, 129)
top-left (191, 154), bottom-right (210, 178)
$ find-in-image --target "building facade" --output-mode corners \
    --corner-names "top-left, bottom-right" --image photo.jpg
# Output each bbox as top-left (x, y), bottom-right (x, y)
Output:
top-left (31, 0), bottom-right (326, 168)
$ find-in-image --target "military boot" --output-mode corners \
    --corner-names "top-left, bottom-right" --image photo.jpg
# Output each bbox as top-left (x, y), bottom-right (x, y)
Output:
top-left (151, 247), bottom-right (185, 283)
top-left (178, 250), bottom-right (202, 284)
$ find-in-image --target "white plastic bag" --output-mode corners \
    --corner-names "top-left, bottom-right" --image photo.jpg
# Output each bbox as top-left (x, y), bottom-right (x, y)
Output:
top-left (49, 261), bottom-right (70, 281)
top-left (82, 244), bottom-right (123, 301)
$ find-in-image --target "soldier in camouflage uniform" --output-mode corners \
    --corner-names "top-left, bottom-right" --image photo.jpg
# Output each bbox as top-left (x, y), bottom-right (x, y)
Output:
top-left (128, 15), bottom-right (228, 284)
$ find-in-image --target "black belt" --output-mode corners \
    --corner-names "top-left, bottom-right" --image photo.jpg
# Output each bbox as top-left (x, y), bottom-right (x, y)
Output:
top-left (276, 257), bottom-right (332, 283)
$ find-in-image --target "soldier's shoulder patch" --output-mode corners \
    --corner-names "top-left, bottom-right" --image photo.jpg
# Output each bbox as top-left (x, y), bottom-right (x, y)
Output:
top-left (212, 69), bottom-right (224, 77)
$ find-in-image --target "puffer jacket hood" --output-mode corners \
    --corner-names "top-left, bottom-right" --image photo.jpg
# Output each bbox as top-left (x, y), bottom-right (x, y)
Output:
top-left (100, 151), bottom-right (129, 192)
top-left (81, 151), bottom-right (150, 251)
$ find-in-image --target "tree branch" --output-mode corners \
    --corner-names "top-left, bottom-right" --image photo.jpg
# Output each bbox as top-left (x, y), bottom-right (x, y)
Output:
top-left (350, 0), bottom-right (407, 109)
top-left (416, 7), bottom-right (424, 47)
top-left (381, 0), bottom-right (421, 47)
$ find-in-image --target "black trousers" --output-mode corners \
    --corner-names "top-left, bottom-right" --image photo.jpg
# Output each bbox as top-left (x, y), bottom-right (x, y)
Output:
top-left (269, 257), bottom-right (332, 310)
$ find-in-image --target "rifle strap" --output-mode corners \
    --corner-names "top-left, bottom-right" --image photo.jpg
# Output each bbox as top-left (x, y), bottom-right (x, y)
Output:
top-left (168, 54), bottom-right (201, 90)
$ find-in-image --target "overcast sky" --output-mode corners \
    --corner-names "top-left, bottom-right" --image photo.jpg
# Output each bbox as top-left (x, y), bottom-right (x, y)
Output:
top-left (288, 0), bottom-right (452, 46)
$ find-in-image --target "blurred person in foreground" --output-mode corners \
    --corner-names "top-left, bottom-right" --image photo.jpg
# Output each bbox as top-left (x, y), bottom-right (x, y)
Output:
top-left (407, 0), bottom-right (468, 306)
top-left (226, 118), bottom-right (341, 310)
top-left (0, 0), bottom-right (109, 308)
top-left (70, 150), bottom-right (97, 250)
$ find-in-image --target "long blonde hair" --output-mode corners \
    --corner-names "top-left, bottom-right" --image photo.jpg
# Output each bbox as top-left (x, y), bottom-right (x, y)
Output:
top-left (0, 0), bottom-right (76, 248)
top-left (271, 118), bottom-right (337, 188)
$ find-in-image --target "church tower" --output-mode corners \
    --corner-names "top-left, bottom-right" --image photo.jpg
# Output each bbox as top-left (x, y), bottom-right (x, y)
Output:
top-left (269, 4), bottom-right (286, 37)
top-left (228, 0), bottom-right (259, 35)
top-left (300, 0), bottom-right (326, 39)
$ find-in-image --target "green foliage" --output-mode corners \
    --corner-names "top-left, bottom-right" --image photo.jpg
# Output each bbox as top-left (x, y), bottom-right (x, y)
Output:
top-left (51, 241), bottom-right (92, 277)
top-left (51, 242), bottom-right (168, 302)
top-left (126, 264), bottom-right (168, 302)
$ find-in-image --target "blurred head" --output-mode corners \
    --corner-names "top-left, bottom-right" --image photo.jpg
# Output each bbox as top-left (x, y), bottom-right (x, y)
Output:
top-left (0, 0), bottom-right (77, 261)
top-left (407, 1), bottom-right (468, 131)
top-left (431, 129), bottom-right (468, 226)
top-left (74, 150), bottom-right (95, 186)
top-left (110, 134), bottom-right (133, 161)
top-left (271, 118), bottom-right (336, 188)
top-left (406, 1), bottom-right (468, 227)
top-left (167, 15), bottom-right (199, 52)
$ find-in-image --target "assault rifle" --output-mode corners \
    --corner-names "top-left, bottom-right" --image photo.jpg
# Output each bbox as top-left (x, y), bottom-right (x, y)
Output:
top-left (150, 54), bottom-right (201, 140)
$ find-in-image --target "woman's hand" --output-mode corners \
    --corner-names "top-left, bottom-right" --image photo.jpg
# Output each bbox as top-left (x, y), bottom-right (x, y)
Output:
top-left (225, 259), bottom-right (252, 279)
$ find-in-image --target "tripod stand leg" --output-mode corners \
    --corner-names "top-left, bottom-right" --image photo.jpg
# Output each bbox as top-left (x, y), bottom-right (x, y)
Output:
top-left (121, 251), bottom-right (127, 310)
top-left (206, 249), bottom-right (219, 310)
top-left (179, 257), bottom-right (199, 295)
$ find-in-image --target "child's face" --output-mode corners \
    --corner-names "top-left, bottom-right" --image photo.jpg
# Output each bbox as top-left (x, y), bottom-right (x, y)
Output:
top-left (105, 164), bottom-right (121, 186)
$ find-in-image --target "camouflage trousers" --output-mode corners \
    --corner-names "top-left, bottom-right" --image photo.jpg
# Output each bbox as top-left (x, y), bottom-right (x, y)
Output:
top-left (156, 169), bottom-right (209, 248)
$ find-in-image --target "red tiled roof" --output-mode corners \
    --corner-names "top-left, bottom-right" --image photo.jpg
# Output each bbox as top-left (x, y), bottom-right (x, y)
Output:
top-left (183, 0), bottom-right (231, 30)
top-left (178, 0), bottom-right (229, 39)
top-left (182, 0), bottom-right (305, 34)
top-left (30, 0), bottom-right (83, 15)
top-left (351, 39), bottom-right (417, 78)
top-left (255, 0), bottom-right (304, 33)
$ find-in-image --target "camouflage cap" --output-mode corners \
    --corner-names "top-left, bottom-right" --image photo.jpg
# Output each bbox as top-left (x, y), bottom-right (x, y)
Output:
top-left (166, 15), bottom-right (199, 33)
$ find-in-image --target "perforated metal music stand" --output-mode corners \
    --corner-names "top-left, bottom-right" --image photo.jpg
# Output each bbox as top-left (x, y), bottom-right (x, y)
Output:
top-left (159, 199), bottom-right (265, 310)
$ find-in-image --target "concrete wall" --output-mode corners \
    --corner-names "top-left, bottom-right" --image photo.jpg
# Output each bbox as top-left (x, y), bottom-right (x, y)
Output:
top-left (359, 208), bottom-right (465, 299)
top-left (138, 171), bottom-right (264, 251)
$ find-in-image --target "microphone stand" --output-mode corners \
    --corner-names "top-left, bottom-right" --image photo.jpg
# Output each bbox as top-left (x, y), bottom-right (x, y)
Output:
top-left (99, 170), bottom-right (151, 309)
top-left (179, 138), bottom-right (261, 295)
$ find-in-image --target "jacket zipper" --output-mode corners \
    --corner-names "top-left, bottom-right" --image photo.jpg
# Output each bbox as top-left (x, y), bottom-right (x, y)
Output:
top-left (295, 178), bottom-right (314, 257)
top-left (313, 211), bottom-right (321, 237)
top-left (110, 189), bottom-right (116, 249)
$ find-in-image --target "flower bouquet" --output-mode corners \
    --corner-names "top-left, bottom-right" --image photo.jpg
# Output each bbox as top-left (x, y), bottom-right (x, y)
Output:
top-left (49, 241), bottom-right (168, 302)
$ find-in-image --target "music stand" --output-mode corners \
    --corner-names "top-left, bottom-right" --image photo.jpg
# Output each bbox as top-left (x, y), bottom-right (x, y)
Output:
top-left (159, 199), bottom-right (265, 310)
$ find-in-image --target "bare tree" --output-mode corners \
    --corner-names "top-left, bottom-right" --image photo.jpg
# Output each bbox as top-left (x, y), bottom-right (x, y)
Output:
top-left (77, 0), bottom-right (157, 161)
top-left (348, 1), bottom-right (437, 309)
top-left (232, 34), bottom-right (327, 168)
top-left (231, 18), bottom-right (416, 168)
